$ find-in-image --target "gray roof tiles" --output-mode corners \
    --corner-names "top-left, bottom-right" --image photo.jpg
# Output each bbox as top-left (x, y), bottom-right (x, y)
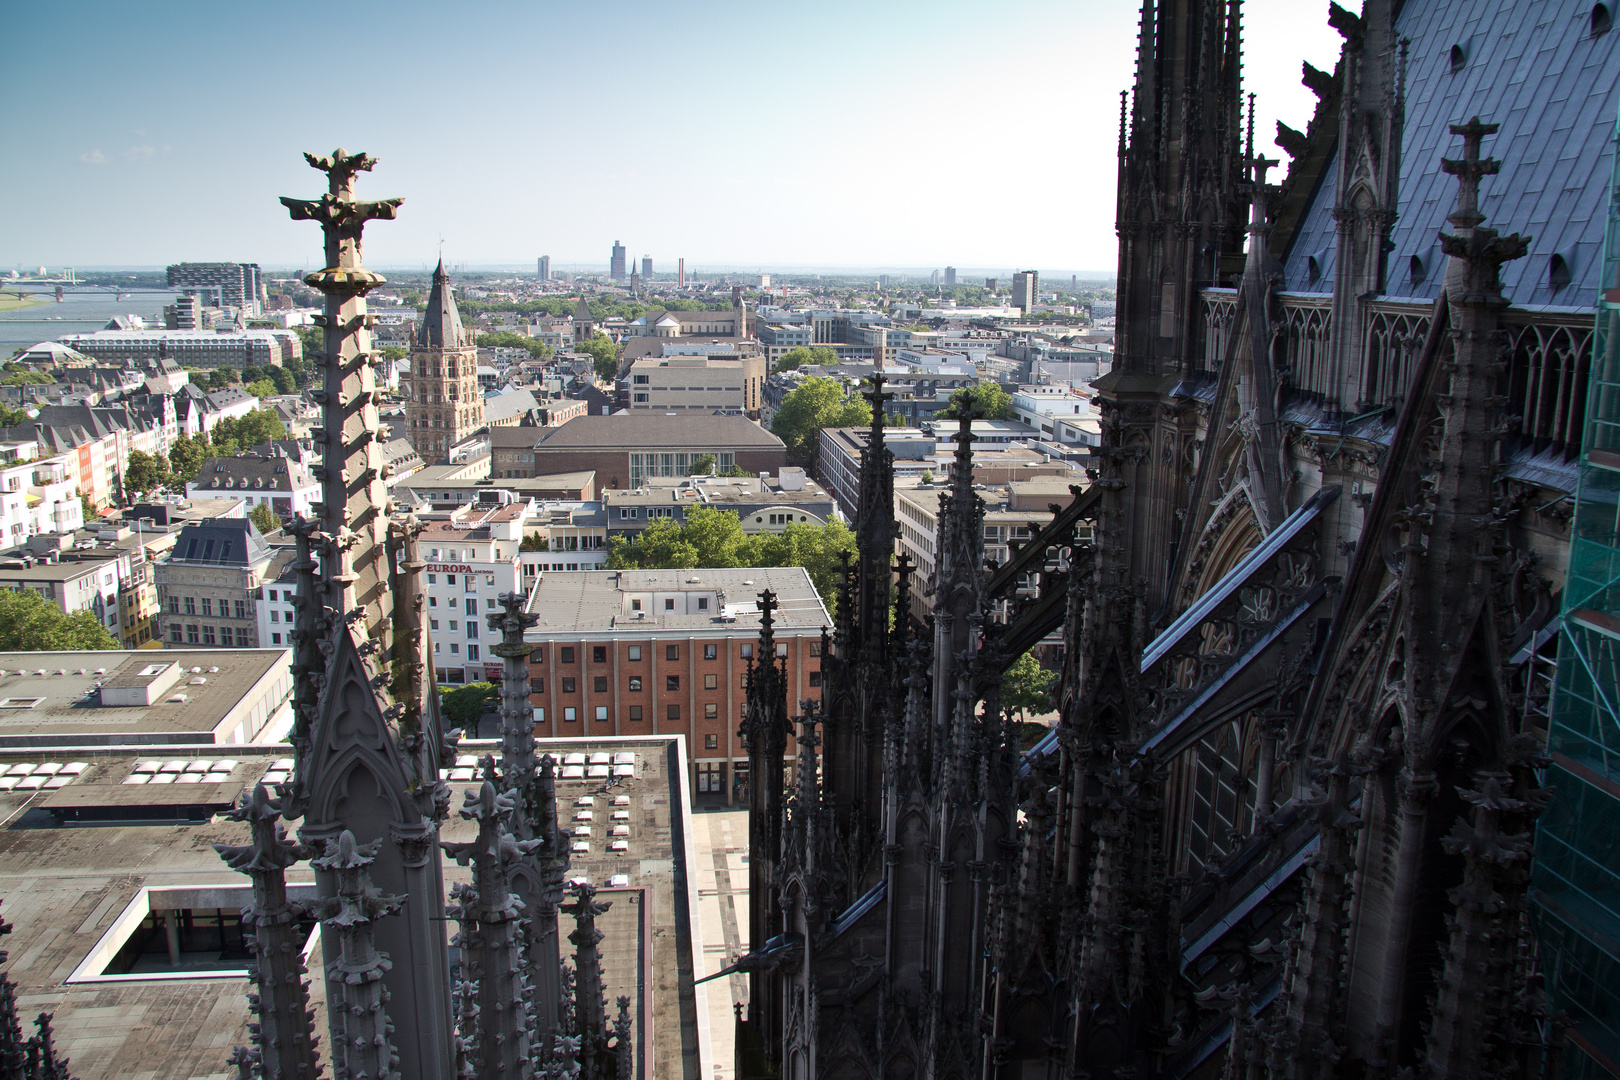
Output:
top-left (418, 259), bottom-right (470, 350)
top-left (1282, 0), bottom-right (1619, 305)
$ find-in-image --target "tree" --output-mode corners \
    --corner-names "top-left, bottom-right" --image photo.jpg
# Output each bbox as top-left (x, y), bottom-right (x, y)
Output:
top-left (168, 433), bottom-right (206, 484)
top-left (476, 331), bottom-right (551, 359)
top-left (769, 376), bottom-right (871, 469)
top-left (772, 345), bottom-right (839, 374)
top-left (1002, 649), bottom-right (1057, 721)
top-left (205, 368), bottom-right (234, 391)
top-left (0, 588), bottom-right (118, 650)
top-left (519, 531), bottom-right (547, 552)
top-left (937, 381), bottom-right (1014, 421)
top-left (125, 448), bottom-right (170, 495)
top-left (606, 507), bottom-right (857, 616)
top-left (80, 494), bottom-right (96, 525)
top-left (381, 346), bottom-right (409, 362)
top-left (576, 332), bottom-right (621, 382)
top-left (686, 454), bottom-right (715, 475)
top-left (247, 379), bottom-right (277, 400)
top-left (440, 682), bottom-right (499, 731)
top-left (212, 409), bottom-right (287, 450)
top-left (249, 503), bottom-right (281, 535)
top-left (268, 365), bottom-right (296, 394)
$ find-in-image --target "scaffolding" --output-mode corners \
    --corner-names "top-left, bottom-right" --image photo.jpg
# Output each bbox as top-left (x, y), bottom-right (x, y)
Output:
top-left (1535, 98), bottom-right (1620, 1079)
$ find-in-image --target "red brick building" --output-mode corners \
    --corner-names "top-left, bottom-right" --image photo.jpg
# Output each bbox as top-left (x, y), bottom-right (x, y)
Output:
top-left (524, 566), bottom-right (829, 803)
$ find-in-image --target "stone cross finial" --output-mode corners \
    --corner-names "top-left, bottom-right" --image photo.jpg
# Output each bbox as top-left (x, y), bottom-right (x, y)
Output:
top-left (1440, 117), bottom-right (1501, 231)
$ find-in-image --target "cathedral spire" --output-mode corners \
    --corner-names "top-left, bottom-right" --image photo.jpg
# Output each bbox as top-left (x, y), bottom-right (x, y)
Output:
top-left (419, 259), bottom-right (468, 350)
top-left (282, 149), bottom-right (455, 1080)
top-left (214, 785), bottom-right (321, 1080)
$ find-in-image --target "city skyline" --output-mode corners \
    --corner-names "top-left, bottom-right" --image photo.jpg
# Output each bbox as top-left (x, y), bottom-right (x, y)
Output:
top-left (3, 0), bottom-right (1341, 270)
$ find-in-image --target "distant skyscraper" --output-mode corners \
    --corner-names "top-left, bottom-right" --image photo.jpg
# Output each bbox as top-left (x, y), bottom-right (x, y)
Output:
top-left (1071, 274), bottom-right (1078, 291)
top-left (878, 274), bottom-right (890, 288)
top-left (985, 277), bottom-right (997, 291)
top-left (641, 256), bottom-right (653, 279)
top-left (166, 262), bottom-right (265, 316)
top-left (1012, 270), bottom-right (1039, 314)
top-left (538, 256), bottom-right (551, 280)
top-left (944, 266), bottom-right (957, 286)
top-left (930, 269), bottom-right (940, 286)
top-left (678, 258), bottom-right (686, 287)
top-left (758, 274), bottom-right (771, 289)
top-left (610, 241), bottom-right (626, 280)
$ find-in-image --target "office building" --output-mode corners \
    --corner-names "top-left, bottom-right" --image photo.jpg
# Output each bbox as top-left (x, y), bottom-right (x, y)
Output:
top-left (527, 413), bottom-right (784, 489)
top-left (402, 260), bottom-right (484, 462)
top-left (524, 566), bottom-right (829, 801)
top-left (537, 255), bottom-right (551, 279)
top-left (623, 354), bottom-right (766, 416)
top-left (610, 240), bottom-right (626, 280)
top-left (944, 266), bottom-right (956, 286)
top-left (640, 256), bottom-right (652, 280)
top-left (985, 276), bottom-right (997, 290)
top-left (54, 329), bottom-right (300, 369)
top-left (165, 262), bottom-right (264, 316)
top-left (602, 471), bottom-right (834, 540)
top-left (163, 295), bottom-right (202, 330)
top-left (677, 257), bottom-right (685, 287)
top-left (415, 508), bottom-right (528, 684)
top-left (1011, 268), bottom-right (1039, 313)
top-left (153, 516), bottom-right (275, 649)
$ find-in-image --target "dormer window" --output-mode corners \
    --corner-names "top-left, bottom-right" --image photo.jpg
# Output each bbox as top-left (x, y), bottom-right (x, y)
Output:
top-left (1449, 42), bottom-right (1467, 73)
top-left (1594, 3), bottom-right (1613, 37)
top-left (1549, 252), bottom-right (1573, 292)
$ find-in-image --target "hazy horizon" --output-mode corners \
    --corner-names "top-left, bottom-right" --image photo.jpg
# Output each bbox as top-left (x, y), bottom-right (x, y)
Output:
top-left (3, 0), bottom-right (1345, 271)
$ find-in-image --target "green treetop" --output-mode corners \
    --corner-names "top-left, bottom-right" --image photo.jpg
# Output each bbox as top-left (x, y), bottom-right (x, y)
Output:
top-left (772, 345), bottom-right (839, 374)
top-left (576, 332), bottom-right (621, 382)
top-left (937, 381), bottom-right (1014, 421)
top-left (769, 376), bottom-right (871, 469)
top-left (1002, 649), bottom-right (1057, 721)
top-left (606, 505), bottom-right (855, 616)
top-left (0, 589), bottom-right (118, 650)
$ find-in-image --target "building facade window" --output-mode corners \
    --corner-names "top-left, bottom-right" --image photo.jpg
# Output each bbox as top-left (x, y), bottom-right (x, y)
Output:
top-left (564, 707), bottom-right (577, 722)
top-left (705, 703), bottom-right (718, 720)
top-left (560, 647), bottom-right (575, 663)
top-left (628, 645), bottom-right (641, 660)
top-left (593, 676), bottom-right (607, 693)
top-left (666, 644), bottom-right (679, 660)
top-left (666, 675), bottom-right (679, 691)
top-left (668, 704), bottom-right (680, 722)
top-left (704, 643), bottom-right (717, 659)
top-left (629, 706), bottom-right (642, 721)
top-left (704, 674), bottom-right (717, 689)
top-left (562, 677), bottom-right (576, 694)
top-left (628, 677), bottom-right (642, 692)
top-left (704, 733), bottom-right (718, 750)
top-left (593, 646), bottom-right (607, 663)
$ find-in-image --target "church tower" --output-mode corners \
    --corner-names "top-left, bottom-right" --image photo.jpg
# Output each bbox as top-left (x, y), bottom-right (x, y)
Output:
top-left (405, 260), bottom-right (482, 463)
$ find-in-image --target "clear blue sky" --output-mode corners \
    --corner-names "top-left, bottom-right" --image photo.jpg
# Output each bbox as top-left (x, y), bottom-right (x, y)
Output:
top-left (1, 0), bottom-right (1344, 273)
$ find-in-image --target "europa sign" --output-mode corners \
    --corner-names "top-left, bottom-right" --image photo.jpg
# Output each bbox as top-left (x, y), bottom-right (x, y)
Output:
top-left (426, 564), bottom-right (475, 573)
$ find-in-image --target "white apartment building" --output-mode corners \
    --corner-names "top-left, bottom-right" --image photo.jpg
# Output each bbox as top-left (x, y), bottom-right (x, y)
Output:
top-left (0, 446), bottom-right (82, 544)
top-left (1009, 385), bottom-right (1102, 446)
top-left (418, 504), bottom-right (531, 685)
top-left (516, 501), bottom-right (608, 595)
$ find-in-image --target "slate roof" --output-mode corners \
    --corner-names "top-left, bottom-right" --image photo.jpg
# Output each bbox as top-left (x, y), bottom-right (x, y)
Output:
top-left (484, 387), bottom-right (541, 425)
top-left (418, 259), bottom-right (470, 350)
top-left (168, 516), bottom-right (271, 566)
top-left (1281, 0), bottom-right (1620, 306)
top-left (573, 297), bottom-right (593, 324)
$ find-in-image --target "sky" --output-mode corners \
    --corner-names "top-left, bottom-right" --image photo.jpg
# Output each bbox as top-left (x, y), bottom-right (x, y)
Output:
top-left (0, 1), bottom-right (1346, 275)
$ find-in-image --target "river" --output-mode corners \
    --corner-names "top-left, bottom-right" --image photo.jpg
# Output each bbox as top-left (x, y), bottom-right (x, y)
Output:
top-left (0, 285), bottom-right (184, 350)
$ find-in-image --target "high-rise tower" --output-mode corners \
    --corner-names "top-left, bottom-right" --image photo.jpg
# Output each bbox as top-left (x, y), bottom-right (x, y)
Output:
top-left (403, 260), bottom-right (483, 463)
top-left (610, 241), bottom-right (626, 280)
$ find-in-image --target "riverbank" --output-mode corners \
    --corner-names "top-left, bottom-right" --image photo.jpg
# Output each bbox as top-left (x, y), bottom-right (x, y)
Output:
top-left (0, 294), bottom-right (50, 313)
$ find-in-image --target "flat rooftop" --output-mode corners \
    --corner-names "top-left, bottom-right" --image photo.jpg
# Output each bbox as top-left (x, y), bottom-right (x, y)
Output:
top-left (0, 650), bottom-right (292, 748)
top-left (526, 568), bottom-right (830, 636)
top-left (0, 735), bottom-right (704, 1080)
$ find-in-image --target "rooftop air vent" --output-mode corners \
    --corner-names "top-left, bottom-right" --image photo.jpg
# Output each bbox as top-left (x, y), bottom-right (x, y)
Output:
top-left (1549, 252), bottom-right (1574, 291)
top-left (1449, 42), bottom-right (1468, 72)
top-left (1595, 4), bottom-right (1613, 37)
